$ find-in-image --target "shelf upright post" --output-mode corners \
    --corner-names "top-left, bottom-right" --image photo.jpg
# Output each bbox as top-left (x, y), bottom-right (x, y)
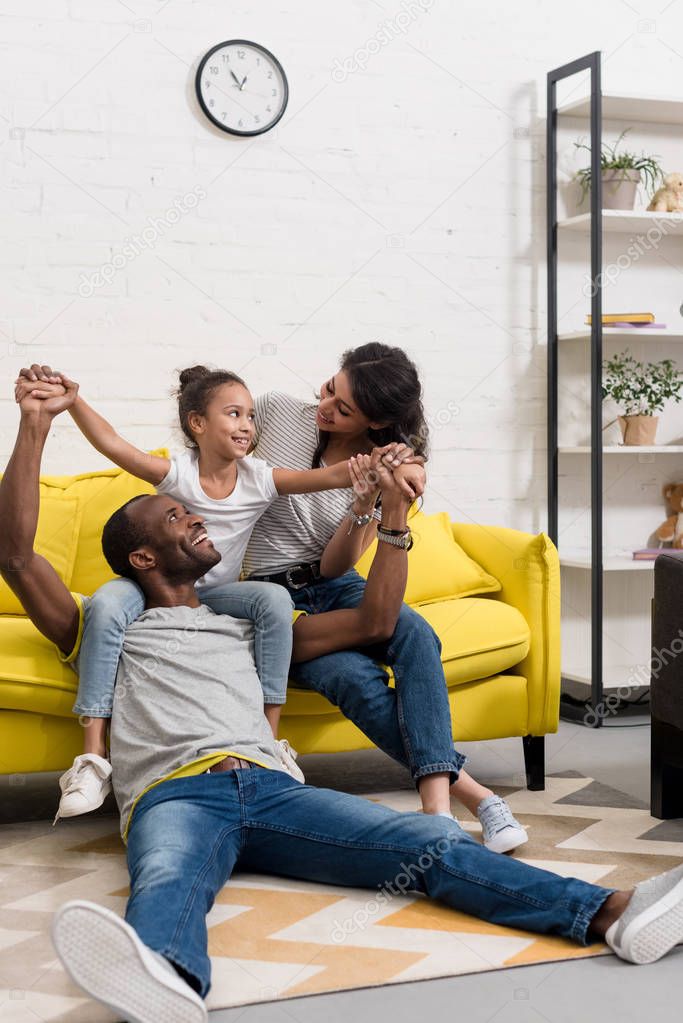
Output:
top-left (588, 53), bottom-right (603, 724)
top-left (547, 52), bottom-right (604, 726)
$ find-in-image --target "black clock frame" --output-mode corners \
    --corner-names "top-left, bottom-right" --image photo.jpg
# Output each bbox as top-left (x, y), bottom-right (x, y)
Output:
top-left (195, 39), bottom-right (289, 137)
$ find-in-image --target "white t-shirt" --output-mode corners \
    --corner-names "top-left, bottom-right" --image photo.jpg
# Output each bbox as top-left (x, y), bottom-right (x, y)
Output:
top-left (243, 392), bottom-right (355, 577)
top-left (156, 448), bottom-right (278, 590)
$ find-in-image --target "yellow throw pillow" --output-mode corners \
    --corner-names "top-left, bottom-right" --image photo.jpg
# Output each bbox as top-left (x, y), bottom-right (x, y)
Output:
top-left (355, 510), bottom-right (500, 604)
top-left (39, 450), bottom-right (168, 597)
top-left (0, 495), bottom-right (82, 615)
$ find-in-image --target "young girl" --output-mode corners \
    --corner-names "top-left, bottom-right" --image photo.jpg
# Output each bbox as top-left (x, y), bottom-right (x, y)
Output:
top-left (16, 364), bottom-right (419, 823)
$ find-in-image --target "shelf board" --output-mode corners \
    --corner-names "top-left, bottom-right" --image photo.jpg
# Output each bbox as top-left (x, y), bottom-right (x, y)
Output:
top-left (560, 445), bottom-right (683, 454)
top-left (562, 665), bottom-right (650, 691)
top-left (558, 93), bottom-right (683, 125)
top-left (558, 210), bottom-right (683, 233)
top-left (559, 330), bottom-right (683, 342)
top-left (560, 550), bottom-right (656, 571)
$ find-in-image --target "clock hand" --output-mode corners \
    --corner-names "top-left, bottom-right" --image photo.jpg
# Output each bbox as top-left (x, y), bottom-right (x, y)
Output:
top-left (230, 70), bottom-right (242, 88)
top-left (240, 75), bottom-right (247, 90)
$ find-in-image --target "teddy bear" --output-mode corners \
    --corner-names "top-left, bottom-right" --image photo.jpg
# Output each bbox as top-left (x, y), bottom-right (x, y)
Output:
top-left (647, 173), bottom-right (683, 213)
top-left (655, 483), bottom-right (683, 547)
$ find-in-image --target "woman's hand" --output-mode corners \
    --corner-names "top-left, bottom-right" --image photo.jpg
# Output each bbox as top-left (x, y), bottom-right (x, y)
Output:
top-left (348, 454), bottom-right (380, 507)
top-left (350, 451), bottom-right (416, 502)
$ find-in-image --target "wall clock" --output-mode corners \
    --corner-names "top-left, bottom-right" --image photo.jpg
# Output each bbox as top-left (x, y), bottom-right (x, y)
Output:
top-left (195, 40), bottom-right (288, 137)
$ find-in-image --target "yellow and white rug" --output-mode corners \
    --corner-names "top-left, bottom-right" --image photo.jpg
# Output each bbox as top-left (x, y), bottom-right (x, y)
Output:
top-left (1, 772), bottom-right (682, 1021)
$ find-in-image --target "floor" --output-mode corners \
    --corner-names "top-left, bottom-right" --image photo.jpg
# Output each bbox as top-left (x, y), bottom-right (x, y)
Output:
top-left (4, 717), bottom-right (682, 1021)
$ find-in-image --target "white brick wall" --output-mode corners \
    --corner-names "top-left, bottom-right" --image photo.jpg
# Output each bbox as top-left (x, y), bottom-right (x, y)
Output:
top-left (1, 0), bottom-right (682, 532)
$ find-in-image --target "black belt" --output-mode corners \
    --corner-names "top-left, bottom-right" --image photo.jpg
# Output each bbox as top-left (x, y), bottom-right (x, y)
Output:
top-left (251, 560), bottom-right (322, 591)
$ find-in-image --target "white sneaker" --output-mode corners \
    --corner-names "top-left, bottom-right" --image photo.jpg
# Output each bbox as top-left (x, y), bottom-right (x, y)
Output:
top-left (277, 738), bottom-right (305, 783)
top-left (52, 899), bottom-right (207, 1023)
top-left (606, 864), bottom-right (683, 964)
top-left (477, 795), bottom-right (528, 854)
top-left (54, 753), bottom-right (112, 824)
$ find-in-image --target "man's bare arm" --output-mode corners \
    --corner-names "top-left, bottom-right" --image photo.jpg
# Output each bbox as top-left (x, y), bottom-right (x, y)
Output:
top-left (292, 455), bottom-right (412, 663)
top-left (0, 383), bottom-right (81, 656)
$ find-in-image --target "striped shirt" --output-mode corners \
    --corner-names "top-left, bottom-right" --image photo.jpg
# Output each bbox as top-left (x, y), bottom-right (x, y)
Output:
top-left (243, 391), bottom-right (354, 577)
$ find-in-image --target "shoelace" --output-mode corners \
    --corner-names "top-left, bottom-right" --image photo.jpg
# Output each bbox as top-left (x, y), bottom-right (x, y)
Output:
top-left (64, 757), bottom-right (107, 789)
top-left (481, 799), bottom-right (514, 835)
top-left (279, 740), bottom-right (298, 761)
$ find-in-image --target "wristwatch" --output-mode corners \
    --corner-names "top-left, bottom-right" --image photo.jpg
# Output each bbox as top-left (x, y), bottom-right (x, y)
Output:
top-left (377, 526), bottom-right (413, 551)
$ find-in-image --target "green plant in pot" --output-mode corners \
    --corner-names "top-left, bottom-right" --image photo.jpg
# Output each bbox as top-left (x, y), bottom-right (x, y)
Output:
top-left (575, 130), bottom-right (663, 210)
top-left (602, 351), bottom-right (683, 445)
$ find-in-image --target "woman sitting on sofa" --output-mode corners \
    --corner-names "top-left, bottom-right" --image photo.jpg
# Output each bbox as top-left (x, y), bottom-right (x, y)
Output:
top-left (18, 345), bottom-right (526, 853)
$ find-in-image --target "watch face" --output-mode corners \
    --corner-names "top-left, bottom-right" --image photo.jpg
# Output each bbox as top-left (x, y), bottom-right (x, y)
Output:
top-left (196, 40), bottom-right (288, 136)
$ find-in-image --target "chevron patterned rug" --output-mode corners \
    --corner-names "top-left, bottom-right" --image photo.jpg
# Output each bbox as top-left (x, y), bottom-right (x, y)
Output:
top-left (2, 771), bottom-right (683, 1021)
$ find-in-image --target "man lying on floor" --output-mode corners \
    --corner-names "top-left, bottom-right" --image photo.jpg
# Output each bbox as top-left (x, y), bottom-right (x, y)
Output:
top-left (2, 384), bottom-right (683, 1023)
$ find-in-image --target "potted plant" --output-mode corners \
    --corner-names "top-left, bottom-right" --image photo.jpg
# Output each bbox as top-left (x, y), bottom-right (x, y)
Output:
top-left (602, 351), bottom-right (683, 445)
top-left (575, 130), bottom-right (663, 210)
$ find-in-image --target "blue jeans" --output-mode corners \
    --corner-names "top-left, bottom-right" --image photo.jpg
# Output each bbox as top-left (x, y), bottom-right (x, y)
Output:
top-left (73, 578), bottom-right (294, 716)
top-left (286, 570), bottom-right (466, 782)
top-left (126, 768), bottom-right (612, 996)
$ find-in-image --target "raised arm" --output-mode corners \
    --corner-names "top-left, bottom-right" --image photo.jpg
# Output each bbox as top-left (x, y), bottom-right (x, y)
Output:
top-left (291, 455), bottom-right (413, 663)
top-left (16, 364), bottom-right (170, 486)
top-left (0, 382), bottom-right (81, 656)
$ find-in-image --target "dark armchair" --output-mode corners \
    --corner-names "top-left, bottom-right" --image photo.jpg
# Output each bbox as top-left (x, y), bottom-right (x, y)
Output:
top-left (651, 553), bottom-right (683, 819)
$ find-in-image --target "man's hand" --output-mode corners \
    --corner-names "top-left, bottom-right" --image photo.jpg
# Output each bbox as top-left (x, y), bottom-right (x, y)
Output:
top-left (14, 368), bottom-right (78, 420)
top-left (17, 363), bottom-right (62, 386)
top-left (393, 462), bottom-right (426, 500)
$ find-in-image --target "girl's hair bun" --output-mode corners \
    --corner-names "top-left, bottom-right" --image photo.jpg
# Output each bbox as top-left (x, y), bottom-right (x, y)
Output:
top-left (178, 365), bottom-right (211, 392)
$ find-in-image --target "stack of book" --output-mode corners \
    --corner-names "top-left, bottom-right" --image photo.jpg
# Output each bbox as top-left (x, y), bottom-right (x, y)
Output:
top-left (585, 312), bottom-right (667, 329)
top-left (633, 548), bottom-right (683, 561)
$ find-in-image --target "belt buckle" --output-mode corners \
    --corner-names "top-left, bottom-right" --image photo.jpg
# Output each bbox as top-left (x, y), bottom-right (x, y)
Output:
top-left (285, 566), bottom-right (308, 590)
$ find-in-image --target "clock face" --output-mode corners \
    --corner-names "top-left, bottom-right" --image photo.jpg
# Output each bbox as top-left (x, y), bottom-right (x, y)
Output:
top-left (195, 40), bottom-right (288, 137)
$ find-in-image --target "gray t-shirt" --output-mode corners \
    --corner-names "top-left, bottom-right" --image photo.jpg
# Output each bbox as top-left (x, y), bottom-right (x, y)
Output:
top-left (105, 603), bottom-right (284, 837)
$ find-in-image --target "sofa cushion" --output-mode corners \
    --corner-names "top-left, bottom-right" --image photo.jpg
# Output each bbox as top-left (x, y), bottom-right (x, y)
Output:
top-left (415, 596), bottom-right (530, 688)
top-left (0, 496), bottom-right (82, 615)
top-left (284, 596), bottom-right (530, 717)
top-left (355, 510), bottom-right (500, 603)
top-left (0, 616), bottom-right (78, 719)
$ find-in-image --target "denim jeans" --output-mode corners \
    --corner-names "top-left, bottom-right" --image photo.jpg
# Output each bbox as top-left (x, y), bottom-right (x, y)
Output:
top-left (73, 577), bottom-right (294, 716)
top-left (125, 767), bottom-right (612, 996)
top-left (286, 570), bottom-right (466, 783)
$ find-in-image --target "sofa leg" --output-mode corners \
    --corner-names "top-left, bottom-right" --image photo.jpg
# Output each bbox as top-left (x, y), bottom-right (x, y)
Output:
top-left (651, 718), bottom-right (683, 820)
top-left (523, 735), bottom-right (545, 791)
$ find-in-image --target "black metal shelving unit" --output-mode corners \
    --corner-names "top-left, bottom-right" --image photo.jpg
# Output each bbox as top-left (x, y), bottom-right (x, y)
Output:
top-left (547, 51), bottom-right (605, 727)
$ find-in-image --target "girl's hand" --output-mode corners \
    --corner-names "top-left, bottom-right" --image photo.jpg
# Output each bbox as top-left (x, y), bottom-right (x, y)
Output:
top-left (372, 442), bottom-right (413, 469)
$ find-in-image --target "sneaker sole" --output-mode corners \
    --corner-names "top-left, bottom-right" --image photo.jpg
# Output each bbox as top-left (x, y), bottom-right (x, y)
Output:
top-left (52, 901), bottom-right (207, 1023)
top-left (484, 829), bottom-right (529, 855)
top-left (619, 875), bottom-right (683, 964)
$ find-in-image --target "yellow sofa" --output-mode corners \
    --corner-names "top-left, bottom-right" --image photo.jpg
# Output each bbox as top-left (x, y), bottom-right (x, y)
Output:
top-left (0, 461), bottom-right (560, 788)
